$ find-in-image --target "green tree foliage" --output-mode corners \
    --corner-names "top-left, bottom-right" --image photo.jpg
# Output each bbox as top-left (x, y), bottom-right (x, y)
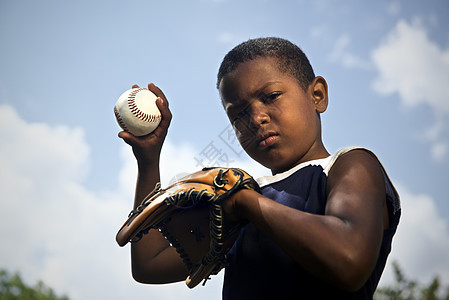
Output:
top-left (375, 261), bottom-right (449, 300)
top-left (0, 269), bottom-right (69, 300)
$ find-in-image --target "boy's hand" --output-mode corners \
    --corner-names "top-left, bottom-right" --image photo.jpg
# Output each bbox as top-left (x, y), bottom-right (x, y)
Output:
top-left (118, 83), bottom-right (172, 167)
top-left (222, 188), bottom-right (262, 223)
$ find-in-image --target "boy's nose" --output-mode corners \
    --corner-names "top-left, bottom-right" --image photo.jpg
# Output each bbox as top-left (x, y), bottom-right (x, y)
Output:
top-left (249, 106), bottom-right (270, 127)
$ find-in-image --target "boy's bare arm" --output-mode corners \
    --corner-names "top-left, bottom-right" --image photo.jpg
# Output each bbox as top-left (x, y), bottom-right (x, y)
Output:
top-left (119, 83), bottom-right (187, 284)
top-left (129, 165), bottom-right (188, 283)
top-left (226, 150), bottom-right (387, 291)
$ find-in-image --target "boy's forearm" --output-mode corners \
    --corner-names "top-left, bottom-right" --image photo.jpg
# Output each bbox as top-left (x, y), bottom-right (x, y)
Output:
top-left (130, 160), bottom-right (188, 283)
top-left (235, 189), bottom-right (379, 291)
top-left (133, 161), bottom-right (161, 209)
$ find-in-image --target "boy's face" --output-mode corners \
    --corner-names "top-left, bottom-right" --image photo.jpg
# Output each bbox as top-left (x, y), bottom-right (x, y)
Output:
top-left (219, 56), bottom-right (328, 174)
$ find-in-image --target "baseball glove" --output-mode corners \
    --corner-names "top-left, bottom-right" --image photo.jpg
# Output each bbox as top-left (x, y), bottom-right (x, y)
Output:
top-left (116, 167), bottom-right (261, 288)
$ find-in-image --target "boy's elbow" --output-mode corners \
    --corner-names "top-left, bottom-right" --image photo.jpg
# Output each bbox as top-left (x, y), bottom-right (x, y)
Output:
top-left (333, 260), bottom-right (373, 292)
top-left (336, 273), bottom-right (368, 292)
top-left (131, 263), bottom-right (161, 284)
top-left (327, 250), bottom-right (375, 292)
top-left (132, 266), bottom-right (151, 284)
top-left (131, 260), bottom-right (187, 284)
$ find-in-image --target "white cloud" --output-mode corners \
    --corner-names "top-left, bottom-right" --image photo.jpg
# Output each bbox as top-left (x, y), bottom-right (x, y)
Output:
top-left (372, 19), bottom-right (449, 160)
top-left (372, 20), bottom-right (449, 111)
top-left (0, 105), bottom-right (90, 184)
top-left (431, 142), bottom-right (448, 162)
top-left (309, 25), bottom-right (328, 39)
top-left (379, 184), bottom-right (449, 287)
top-left (0, 104), bottom-right (132, 299)
top-left (328, 34), bottom-right (372, 69)
top-left (216, 32), bottom-right (240, 46)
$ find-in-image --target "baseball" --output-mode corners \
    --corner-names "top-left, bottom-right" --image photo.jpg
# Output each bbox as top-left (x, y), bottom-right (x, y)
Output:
top-left (114, 88), bottom-right (162, 136)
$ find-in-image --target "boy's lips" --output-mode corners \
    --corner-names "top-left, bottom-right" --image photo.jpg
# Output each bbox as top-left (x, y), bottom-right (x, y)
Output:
top-left (258, 132), bottom-right (278, 148)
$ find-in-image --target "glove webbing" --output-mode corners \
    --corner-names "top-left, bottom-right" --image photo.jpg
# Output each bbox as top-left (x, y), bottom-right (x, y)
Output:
top-left (159, 221), bottom-right (194, 270)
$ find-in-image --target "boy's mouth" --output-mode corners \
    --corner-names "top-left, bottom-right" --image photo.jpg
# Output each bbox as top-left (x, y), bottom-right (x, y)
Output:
top-left (258, 132), bottom-right (278, 148)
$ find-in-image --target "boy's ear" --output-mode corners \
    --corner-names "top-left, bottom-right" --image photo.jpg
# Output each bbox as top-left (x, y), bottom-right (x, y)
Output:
top-left (310, 76), bottom-right (328, 113)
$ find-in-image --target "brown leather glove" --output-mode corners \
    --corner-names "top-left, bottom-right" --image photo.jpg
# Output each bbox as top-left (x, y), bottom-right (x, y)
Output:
top-left (116, 167), bottom-right (261, 288)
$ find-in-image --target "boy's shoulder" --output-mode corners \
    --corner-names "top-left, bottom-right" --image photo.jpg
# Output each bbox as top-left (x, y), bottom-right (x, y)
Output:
top-left (327, 146), bottom-right (401, 217)
top-left (256, 146), bottom-right (376, 187)
top-left (324, 146), bottom-right (379, 175)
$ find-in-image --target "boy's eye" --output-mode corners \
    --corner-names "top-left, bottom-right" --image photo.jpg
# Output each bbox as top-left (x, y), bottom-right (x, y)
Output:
top-left (232, 109), bottom-right (249, 125)
top-left (261, 92), bottom-right (281, 103)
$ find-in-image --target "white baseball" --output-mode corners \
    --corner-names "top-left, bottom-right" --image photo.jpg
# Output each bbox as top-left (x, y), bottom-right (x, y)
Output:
top-left (114, 88), bottom-right (162, 136)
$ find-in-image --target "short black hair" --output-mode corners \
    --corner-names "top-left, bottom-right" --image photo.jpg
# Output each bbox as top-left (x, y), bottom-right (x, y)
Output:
top-left (217, 37), bottom-right (316, 91)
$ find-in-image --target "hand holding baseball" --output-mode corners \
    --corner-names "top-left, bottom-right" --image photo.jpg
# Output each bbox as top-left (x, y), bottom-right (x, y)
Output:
top-left (117, 83), bottom-right (172, 165)
top-left (115, 85), bottom-right (163, 136)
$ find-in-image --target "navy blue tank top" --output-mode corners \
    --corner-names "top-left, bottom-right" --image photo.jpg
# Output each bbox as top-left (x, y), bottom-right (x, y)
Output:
top-left (222, 147), bottom-right (401, 300)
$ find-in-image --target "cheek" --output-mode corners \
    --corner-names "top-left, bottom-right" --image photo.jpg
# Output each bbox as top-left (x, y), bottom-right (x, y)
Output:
top-left (235, 128), bottom-right (257, 150)
top-left (279, 101), bottom-right (315, 128)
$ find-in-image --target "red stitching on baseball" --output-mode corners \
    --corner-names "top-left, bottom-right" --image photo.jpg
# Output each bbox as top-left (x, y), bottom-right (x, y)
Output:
top-left (114, 106), bottom-right (129, 131)
top-left (127, 88), bottom-right (161, 123)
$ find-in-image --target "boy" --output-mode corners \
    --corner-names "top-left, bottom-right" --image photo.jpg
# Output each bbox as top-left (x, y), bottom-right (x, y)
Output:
top-left (118, 37), bottom-right (400, 299)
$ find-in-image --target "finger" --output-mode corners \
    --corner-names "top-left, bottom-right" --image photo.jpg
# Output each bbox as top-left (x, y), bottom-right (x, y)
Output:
top-left (156, 97), bottom-right (172, 120)
top-left (148, 83), bottom-right (168, 105)
top-left (152, 97), bottom-right (172, 136)
top-left (119, 130), bottom-right (148, 144)
top-left (118, 130), bottom-right (131, 139)
top-left (118, 131), bottom-right (137, 145)
top-left (132, 84), bottom-right (140, 89)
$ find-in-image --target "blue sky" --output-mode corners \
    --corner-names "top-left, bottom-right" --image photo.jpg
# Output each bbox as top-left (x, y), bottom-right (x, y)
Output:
top-left (1, 0), bottom-right (448, 299)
